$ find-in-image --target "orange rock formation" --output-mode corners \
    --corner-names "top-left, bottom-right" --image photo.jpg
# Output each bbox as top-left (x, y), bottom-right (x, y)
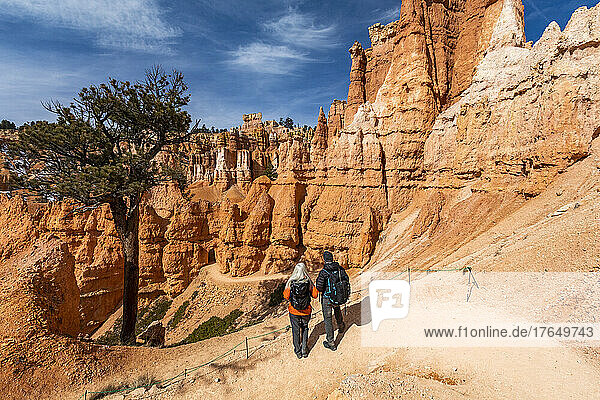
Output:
top-left (2, 0), bottom-right (600, 340)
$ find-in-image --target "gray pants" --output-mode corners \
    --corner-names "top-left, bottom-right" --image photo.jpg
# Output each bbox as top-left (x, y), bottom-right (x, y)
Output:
top-left (289, 313), bottom-right (310, 356)
top-left (322, 297), bottom-right (344, 344)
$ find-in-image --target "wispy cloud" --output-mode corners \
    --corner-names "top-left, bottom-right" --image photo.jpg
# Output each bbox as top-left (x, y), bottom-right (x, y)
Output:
top-left (523, 0), bottom-right (552, 24)
top-left (369, 7), bottom-right (400, 24)
top-left (0, 54), bottom-right (91, 123)
top-left (228, 8), bottom-right (335, 75)
top-left (0, 0), bottom-right (181, 53)
top-left (263, 8), bottom-right (337, 49)
top-left (229, 43), bottom-right (310, 75)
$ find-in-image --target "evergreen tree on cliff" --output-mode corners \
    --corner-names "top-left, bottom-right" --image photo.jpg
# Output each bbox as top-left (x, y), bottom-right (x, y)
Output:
top-left (0, 120), bottom-right (16, 129)
top-left (7, 66), bottom-right (197, 344)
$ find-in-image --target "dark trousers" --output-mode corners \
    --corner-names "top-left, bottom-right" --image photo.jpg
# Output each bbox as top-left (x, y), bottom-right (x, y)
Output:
top-left (322, 297), bottom-right (344, 344)
top-left (289, 313), bottom-right (310, 356)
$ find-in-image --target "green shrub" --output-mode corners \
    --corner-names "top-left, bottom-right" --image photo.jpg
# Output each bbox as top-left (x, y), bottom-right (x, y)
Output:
top-left (178, 309), bottom-right (242, 346)
top-left (96, 317), bottom-right (123, 346)
top-left (88, 373), bottom-right (157, 400)
top-left (168, 300), bottom-right (190, 330)
top-left (269, 282), bottom-right (286, 307)
top-left (96, 296), bottom-right (172, 346)
top-left (135, 297), bottom-right (172, 336)
top-left (263, 162), bottom-right (278, 180)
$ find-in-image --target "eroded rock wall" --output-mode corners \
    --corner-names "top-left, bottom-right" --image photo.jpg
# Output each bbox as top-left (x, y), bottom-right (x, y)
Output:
top-left (297, 0), bottom-right (504, 268)
top-left (426, 3), bottom-right (600, 196)
top-left (3, 1), bottom-right (600, 337)
top-left (0, 235), bottom-right (79, 339)
top-left (298, 0), bottom-right (600, 270)
top-left (0, 182), bottom-right (219, 334)
top-left (0, 196), bottom-right (121, 335)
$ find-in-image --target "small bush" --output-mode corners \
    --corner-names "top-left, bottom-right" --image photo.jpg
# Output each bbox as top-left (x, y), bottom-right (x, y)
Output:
top-left (269, 282), bottom-right (286, 307)
top-left (96, 318), bottom-right (123, 346)
top-left (88, 373), bottom-right (157, 400)
top-left (178, 309), bottom-right (243, 345)
top-left (96, 296), bottom-right (172, 346)
top-left (132, 372), bottom-right (158, 389)
top-left (135, 296), bottom-right (172, 336)
top-left (168, 300), bottom-right (190, 330)
top-left (263, 162), bottom-right (278, 180)
top-left (191, 290), bottom-right (199, 301)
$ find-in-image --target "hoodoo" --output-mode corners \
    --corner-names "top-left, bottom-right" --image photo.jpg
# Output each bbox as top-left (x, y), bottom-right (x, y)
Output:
top-left (2, 0), bottom-right (600, 331)
top-left (2, 1), bottom-right (600, 398)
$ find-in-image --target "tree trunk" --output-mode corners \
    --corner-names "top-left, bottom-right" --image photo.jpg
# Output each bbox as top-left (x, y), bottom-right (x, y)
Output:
top-left (110, 197), bottom-right (140, 345)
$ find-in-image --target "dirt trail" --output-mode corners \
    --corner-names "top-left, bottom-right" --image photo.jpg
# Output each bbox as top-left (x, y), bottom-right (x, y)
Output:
top-left (78, 264), bottom-right (600, 400)
top-left (71, 140), bottom-right (600, 399)
top-left (205, 263), bottom-right (288, 284)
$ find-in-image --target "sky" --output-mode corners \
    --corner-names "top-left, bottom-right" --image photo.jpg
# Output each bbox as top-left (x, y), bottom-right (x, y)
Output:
top-left (0, 0), bottom-right (598, 129)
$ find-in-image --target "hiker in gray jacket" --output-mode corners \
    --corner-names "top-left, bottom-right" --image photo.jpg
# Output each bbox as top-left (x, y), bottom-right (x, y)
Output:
top-left (315, 251), bottom-right (349, 351)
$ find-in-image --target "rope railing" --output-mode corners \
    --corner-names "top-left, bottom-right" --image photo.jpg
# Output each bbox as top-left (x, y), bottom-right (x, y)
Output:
top-left (77, 265), bottom-right (470, 399)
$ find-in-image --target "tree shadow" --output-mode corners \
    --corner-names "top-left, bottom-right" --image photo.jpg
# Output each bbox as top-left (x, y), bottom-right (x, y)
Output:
top-left (306, 296), bottom-right (371, 354)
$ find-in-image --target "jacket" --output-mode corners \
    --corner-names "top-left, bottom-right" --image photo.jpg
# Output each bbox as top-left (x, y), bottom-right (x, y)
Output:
top-left (315, 261), bottom-right (349, 295)
top-left (283, 282), bottom-right (318, 316)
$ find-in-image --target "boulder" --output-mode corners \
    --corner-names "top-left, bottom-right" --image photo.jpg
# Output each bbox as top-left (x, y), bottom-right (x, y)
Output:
top-left (137, 320), bottom-right (165, 347)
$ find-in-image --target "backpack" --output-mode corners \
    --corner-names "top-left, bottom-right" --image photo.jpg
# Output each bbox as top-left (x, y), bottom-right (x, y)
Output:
top-left (323, 264), bottom-right (350, 305)
top-left (290, 280), bottom-right (311, 310)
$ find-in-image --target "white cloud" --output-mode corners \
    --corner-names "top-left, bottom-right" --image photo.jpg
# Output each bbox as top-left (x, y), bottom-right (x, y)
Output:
top-left (0, 0), bottom-right (181, 53)
top-left (0, 54), bottom-right (91, 124)
top-left (263, 8), bottom-right (337, 49)
top-left (228, 8), bottom-right (335, 75)
top-left (381, 7), bottom-right (400, 23)
top-left (229, 42), bottom-right (310, 75)
top-left (370, 7), bottom-right (400, 24)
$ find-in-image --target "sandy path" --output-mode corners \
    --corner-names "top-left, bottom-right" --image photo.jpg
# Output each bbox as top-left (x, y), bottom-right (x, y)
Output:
top-left (83, 266), bottom-right (600, 400)
top-left (205, 263), bottom-right (288, 284)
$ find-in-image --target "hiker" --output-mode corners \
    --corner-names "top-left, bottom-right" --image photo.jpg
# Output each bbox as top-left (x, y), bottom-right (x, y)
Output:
top-left (315, 251), bottom-right (350, 351)
top-left (283, 262), bottom-right (318, 359)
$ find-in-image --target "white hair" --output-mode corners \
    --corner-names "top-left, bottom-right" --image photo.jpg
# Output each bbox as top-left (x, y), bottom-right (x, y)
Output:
top-left (285, 262), bottom-right (312, 289)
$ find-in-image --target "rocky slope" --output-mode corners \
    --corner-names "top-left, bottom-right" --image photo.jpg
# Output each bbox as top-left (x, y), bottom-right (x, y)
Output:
top-left (300, 0), bottom-right (599, 271)
top-left (0, 235), bottom-right (129, 400)
top-left (2, 0), bottom-right (600, 341)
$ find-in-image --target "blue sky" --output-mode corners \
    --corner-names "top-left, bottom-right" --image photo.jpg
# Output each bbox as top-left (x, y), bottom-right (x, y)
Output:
top-left (0, 0), bottom-right (598, 129)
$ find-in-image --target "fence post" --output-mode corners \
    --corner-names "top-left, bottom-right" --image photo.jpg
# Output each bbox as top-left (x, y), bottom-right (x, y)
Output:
top-left (184, 368), bottom-right (187, 378)
top-left (84, 390), bottom-right (87, 400)
top-left (408, 268), bottom-right (411, 284)
top-left (245, 337), bottom-right (249, 359)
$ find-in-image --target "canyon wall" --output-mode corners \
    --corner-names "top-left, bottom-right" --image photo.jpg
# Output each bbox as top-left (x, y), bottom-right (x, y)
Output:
top-left (3, 0), bottom-right (600, 338)
top-left (306, 0), bottom-right (599, 270)
top-left (0, 186), bottom-right (216, 335)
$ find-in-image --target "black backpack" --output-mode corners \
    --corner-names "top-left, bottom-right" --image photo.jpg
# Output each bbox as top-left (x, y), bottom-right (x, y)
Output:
top-left (324, 265), bottom-right (350, 305)
top-left (290, 280), bottom-right (311, 310)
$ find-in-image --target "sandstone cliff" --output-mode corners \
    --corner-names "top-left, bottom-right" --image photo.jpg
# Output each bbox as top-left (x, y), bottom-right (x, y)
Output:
top-left (426, 3), bottom-right (599, 196)
top-left (297, 0), bottom-right (600, 271)
top-left (3, 0), bottom-right (600, 342)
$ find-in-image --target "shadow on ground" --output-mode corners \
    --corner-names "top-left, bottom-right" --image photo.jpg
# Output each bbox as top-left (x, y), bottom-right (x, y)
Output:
top-left (306, 296), bottom-right (371, 354)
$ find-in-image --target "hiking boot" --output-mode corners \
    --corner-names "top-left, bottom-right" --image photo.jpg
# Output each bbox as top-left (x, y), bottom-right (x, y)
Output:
top-left (296, 352), bottom-right (302, 359)
top-left (302, 352), bottom-right (309, 358)
top-left (323, 341), bottom-right (337, 351)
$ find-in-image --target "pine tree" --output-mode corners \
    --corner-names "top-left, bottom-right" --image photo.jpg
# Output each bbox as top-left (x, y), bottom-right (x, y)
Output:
top-left (7, 66), bottom-right (197, 344)
top-left (0, 120), bottom-right (16, 130)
